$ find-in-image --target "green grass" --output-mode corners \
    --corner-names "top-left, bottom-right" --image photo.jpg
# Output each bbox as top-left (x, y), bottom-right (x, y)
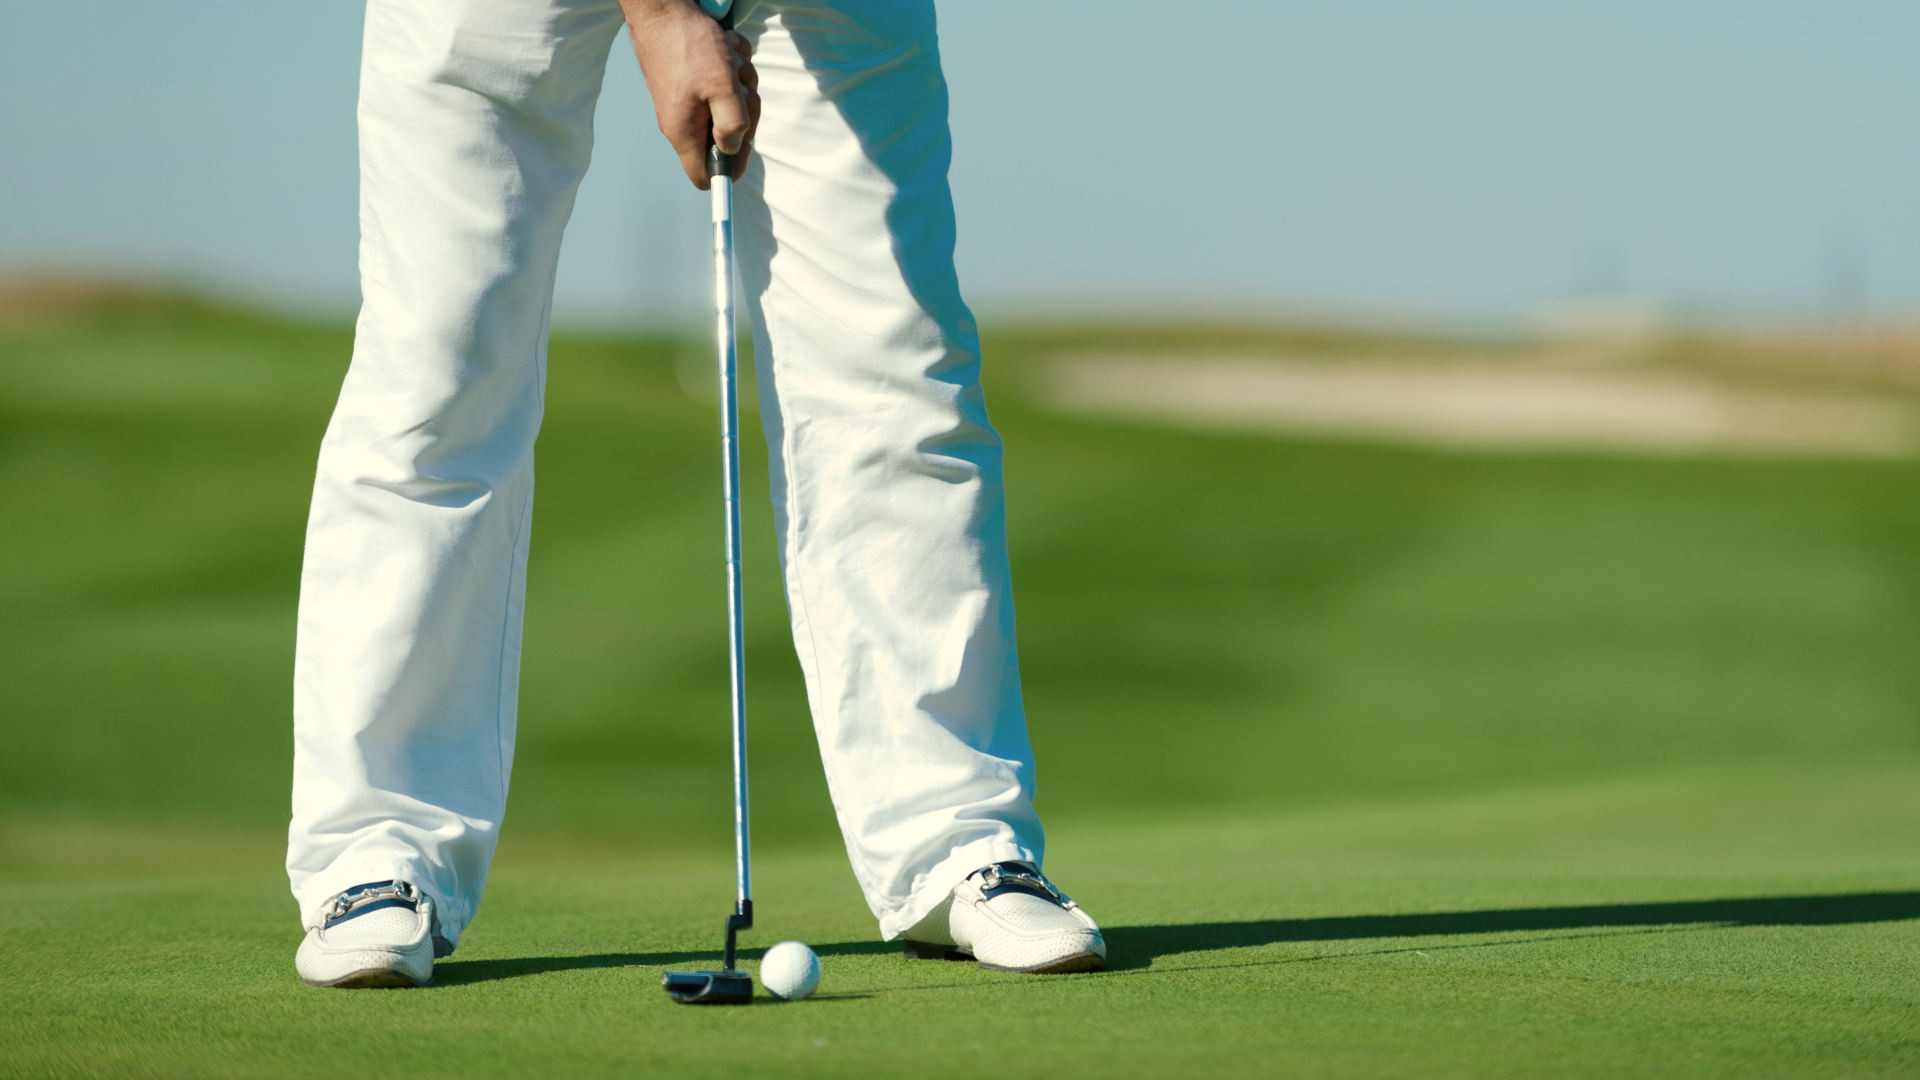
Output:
top-left (1, 296), bottom-right (1917, 1077)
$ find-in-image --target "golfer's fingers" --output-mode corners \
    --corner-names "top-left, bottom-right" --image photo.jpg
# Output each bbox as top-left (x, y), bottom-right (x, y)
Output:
top-left (723, 30), bottom-right (757, 167)
top-left (729, 81), bottom-right (759, 181)
top-left (677, 34), bottom-right (754, 185)
top-left (674, 130), bottom-right (711, 189)
top-left (710, 83), bottom-right (751, 157)
top-left (666, 95), bottom-right (751, 189)
top-left (660, 98), bottom-right (722, 188)
top-left (665, 88), bottom-right (748, 188)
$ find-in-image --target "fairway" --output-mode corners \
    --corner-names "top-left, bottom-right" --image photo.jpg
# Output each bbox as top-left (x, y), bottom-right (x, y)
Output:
top-left (2, 293), bottom-right (1918, 1077)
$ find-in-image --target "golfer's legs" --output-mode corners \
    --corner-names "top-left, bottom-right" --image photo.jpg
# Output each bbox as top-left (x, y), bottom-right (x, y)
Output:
top-left (737, 0), bottom-right (1044, 940)
top-left (288, 0), bottom-right (622, 946)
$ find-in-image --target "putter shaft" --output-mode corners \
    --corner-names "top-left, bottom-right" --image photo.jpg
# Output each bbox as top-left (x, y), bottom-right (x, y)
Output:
top-left (711, 144), bottom-right (752, 932)
top-left (663, 3), bottom-right (755, 1005)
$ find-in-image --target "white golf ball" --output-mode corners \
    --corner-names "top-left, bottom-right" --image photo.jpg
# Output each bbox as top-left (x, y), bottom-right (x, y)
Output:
top-left (758, 941), bottom-right (820, 1000)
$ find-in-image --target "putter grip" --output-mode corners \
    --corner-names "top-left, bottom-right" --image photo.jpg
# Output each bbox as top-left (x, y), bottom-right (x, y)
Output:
top-left (706, 3), bottom-right (737, 180)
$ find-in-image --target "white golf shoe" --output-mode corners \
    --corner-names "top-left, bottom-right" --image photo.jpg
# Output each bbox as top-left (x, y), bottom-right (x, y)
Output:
top-left (295, 880), bottom-right (439, 988)
top-left (902, 862), bottom-right (1107, 974)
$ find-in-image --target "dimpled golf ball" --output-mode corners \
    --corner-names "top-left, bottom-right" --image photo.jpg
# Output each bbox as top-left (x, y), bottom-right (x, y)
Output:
top-left (758, 941), bottom-right (821, 1000)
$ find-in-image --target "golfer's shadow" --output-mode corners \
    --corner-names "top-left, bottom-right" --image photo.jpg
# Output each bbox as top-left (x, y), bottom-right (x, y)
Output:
top-left (434, 940), bottom-right (898, 987)
top-left (1098, 890), bottom-right (1920, 971)
top-left (434, 890), bottom-right (1920, 985)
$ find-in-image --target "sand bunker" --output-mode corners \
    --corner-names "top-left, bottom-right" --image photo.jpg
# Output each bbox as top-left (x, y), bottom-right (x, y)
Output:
top-left (1042, 354), bottom-right (1915, 458)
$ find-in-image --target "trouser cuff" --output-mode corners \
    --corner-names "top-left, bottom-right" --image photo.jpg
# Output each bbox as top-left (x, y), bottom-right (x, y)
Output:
top-left (877, 835), bottom-right (1039, 941)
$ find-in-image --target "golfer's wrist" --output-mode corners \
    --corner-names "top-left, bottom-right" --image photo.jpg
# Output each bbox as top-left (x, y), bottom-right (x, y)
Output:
top-left (619, 0), bottom-right (703, 18)
top-left (618, 0), bottom-right (710, 34)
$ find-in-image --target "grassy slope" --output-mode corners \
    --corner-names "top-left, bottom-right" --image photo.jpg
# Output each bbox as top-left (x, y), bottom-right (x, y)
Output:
top-left (1, 302), bottom-right (1916, 1077)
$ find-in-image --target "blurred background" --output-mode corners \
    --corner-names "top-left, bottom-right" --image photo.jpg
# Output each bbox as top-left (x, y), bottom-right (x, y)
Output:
top-left (5, 0), bottom-right (1917, 323)
top-left (3, 0), bottom-right (1919, 870)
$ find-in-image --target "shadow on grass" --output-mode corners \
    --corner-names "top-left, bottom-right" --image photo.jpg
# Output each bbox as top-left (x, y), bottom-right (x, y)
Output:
top-left (1100, 890), bottom-right (1920, 971)
top-left (435, 939), bottom-right (898, 987)
top-left (435, 890), bottom-right (1920, 985)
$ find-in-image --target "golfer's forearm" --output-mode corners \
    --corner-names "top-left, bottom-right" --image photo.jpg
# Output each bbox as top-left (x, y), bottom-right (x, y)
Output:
top-left (617, 0), bottom-right (701, 23)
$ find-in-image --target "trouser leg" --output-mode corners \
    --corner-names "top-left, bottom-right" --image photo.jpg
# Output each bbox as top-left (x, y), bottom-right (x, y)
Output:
top-left (736, 0), bottom-right (1045, 940)
top-left (287, 0), bottom-right (623, 946)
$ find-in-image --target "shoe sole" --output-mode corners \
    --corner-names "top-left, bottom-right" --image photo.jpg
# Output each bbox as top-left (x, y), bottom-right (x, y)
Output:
top-left (303, 968), bottom-right (431, 989)
top-left (902, 940), bottom-right (975, 962)
top-left (904, 941), bottom-right (1107, 975)
top-left (978, 950), bottom-right (1107, 975)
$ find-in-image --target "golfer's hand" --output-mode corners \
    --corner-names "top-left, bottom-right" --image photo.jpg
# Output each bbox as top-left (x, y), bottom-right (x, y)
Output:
top-left (621, 0), bottom-right (760, 189)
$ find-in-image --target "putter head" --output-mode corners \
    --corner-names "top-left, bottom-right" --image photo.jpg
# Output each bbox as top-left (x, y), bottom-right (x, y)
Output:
top-left (662, 969), bottom-right (754, 1005)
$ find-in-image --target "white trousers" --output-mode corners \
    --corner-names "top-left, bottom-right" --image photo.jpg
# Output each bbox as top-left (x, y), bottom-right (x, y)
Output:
top-left (289, 0), bottom-right (1043, 948)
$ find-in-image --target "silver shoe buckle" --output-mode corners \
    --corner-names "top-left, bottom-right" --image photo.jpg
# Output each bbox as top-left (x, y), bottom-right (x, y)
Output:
top-left (325, 880), bottom-right (420, 924)
top-left (974, 863), bottom-right (1073, 908)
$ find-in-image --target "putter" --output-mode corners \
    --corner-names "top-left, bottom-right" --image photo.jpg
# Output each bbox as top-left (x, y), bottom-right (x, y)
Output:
top-left (663, 1), bottom-right (755, 1007)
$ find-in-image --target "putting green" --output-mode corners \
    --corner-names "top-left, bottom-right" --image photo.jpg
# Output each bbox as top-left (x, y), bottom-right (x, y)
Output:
top-left (1, 296), bottom-right (1917, 1076)
top-left (4, 756), bottom-right (1917, 1078)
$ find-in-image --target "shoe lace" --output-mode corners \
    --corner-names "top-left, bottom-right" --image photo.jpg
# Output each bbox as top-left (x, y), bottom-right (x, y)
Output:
top-left (323, 880), bottom-right (421, 926)
top-left (972, 862), bottom-right (1077, 910)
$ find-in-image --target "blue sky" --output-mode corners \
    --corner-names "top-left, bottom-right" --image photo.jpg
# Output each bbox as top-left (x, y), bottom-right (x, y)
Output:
top-left (1, 1), bottom-right (1914, 325)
